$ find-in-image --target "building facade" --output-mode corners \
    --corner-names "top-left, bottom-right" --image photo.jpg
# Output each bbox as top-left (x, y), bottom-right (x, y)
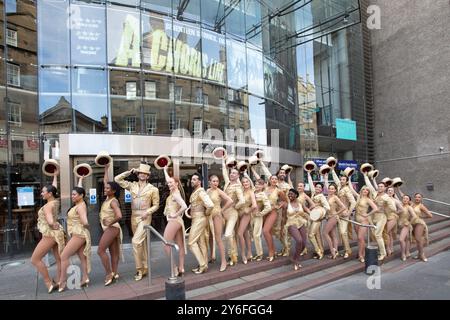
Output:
top-left (370, 0), bottom-right (450, 206)
top-left (0, 0), bottom-right (371, 255)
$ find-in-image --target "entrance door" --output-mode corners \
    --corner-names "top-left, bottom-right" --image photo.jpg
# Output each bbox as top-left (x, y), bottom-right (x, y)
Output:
top-left (72, 156), bottom-right (199, 245)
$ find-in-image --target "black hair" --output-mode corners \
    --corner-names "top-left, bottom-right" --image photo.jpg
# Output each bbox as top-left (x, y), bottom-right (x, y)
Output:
top-left (403, 194), bottom-right (411, 201)
top-left (72, 187), bottom-right (86, 198)
top-left (378, 182), bottom-right (386, 187)
top-left (289, 188), bottom-right (299, 198)
top-left (106, 181), bottom-right (121, 199)
top-left (256, 178), bottom-right (266, 185)
top-left (315, 182), bottom-right (324, 188)
top-left (414, 192), bottom-right (422, 197)
top-left (191, 172), bottom-right (203, 183)
top-left (44, 185), bottom-right (58, 198)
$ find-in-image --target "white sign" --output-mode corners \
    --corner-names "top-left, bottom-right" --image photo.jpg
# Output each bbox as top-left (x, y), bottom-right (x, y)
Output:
top-left (89, 188), bottom-right (97, 205)
top-left (124, 190), bottom-right (132, 203)
top-left (17, 187), bottom-right (34, 206)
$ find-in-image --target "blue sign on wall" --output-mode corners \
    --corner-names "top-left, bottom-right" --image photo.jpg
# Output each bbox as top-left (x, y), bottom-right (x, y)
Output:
top-left (312, 159), bottom-right (358, 170)
top-left (336, 118), bottom-right (357, 141)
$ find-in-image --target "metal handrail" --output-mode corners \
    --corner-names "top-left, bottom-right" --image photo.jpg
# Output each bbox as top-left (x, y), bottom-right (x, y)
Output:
top-left (340, 217), bottom-right (377, 247)
top-left (423, 198), bottom-right (450, 207)
top-left (144, 225), bottom-right (179, 286)
top-left (430, 211), bottom-right (450, 219)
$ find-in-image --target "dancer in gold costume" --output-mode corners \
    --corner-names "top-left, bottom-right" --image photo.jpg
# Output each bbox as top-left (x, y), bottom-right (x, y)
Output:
top-left (98, 164), bottom-right (123, 286)
top-left (397, 194), bottom-right (414, 261)
top-left (252, 179), bottom-right (272, 261)
top-left (189, 173), bottom-right (214, 274)
top-left (330, 168), bottom-right (356, 258)
top-left (307, 171), bottom-right (329, 260)
top-left (207, 175), bottom-right (233, 272)
top-left (349, 185), bottom-right (378, 262)
top-left (222, 159), bottom-right (245, 266)
top-left (297, 182), bottom-right (315, 256)
top-left (323, 182), bottom-right (347, 259)
top-left (114, 163), bottom-right (160, 281)
top-left (238, 175), bottom-right (257, 264)
top-left (364, 174), bottom-right (396, 261)
top-left (385, 187), bottom-right (403, 256)
top-left (31, 173), bottom-right (66, 294)
top-left (58, 178), bottom-right (91, 292)
top-left (162, 166), bottom-right (187, 276)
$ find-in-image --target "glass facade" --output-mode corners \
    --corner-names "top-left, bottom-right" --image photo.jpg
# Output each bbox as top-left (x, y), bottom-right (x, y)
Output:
top-left (0, 0), bottom-right (368, 256)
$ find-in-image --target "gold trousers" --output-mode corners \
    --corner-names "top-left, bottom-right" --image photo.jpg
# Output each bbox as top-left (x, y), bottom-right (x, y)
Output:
top-left (223, 208), bottom-right (239, 260)
top-left (338, 219), bottom-right (352, 254)
top-left (251, 216), bottom-right (264, 256)
top-left (308, 220), bottom-right (324, 254)
top-left (131, 213), bottom-right (152, 271)
top-left (371, 213), bottom-right (387, 256)
top-left (188, 215), bottom-right (208, 267)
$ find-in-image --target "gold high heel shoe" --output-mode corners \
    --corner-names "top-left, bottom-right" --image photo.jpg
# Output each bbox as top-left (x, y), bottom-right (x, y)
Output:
top-left (294, 263), bottom-right (302, 271)
top-left (104, 273), bottom-right (114, 287)
top-left (251, 254), bottom-right (263, 261)
top-left (401, 255), bottom-right (407, 261)
top-left (358, 256), bottom-right (365, 263)
top-left (300, 247), bottom-right (308, 256)
top-left (343, 252), bottom-right (350, 259)
top-left (46, 281), bottom-right (57, 294)
top-left (194, 264), bottom-right (208, 274)
top-left (242, 258), bottom-right (248, 265)
top-left (219, 264), bottom-right (227, 272)
top-left (420, 255), bottom-right (428, 262)
top-left (318, 252), bottom-right (324, 260)
top-left (81, 279), bottom-right (90, 288)
top-left (266, 256), bottom-right (275, 262)
top-left (58, 282), bottom-right (66, 293)
top-left (113, 273), bottom-right (119, 281)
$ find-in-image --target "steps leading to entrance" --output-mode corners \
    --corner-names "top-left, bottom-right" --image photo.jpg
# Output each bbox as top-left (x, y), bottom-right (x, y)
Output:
top-left (187, 224), bottom-right (450, 300)
top-left (56, 216), bottom-right (449, 300)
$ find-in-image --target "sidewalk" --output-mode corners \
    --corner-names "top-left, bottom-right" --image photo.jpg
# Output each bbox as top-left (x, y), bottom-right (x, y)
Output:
top-left (0, 240), bottom-right (285, 300)
top-left (0, 241), bottom-right (199, 300)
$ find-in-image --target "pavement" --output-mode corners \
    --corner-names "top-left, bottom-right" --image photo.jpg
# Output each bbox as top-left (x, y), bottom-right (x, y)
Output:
top-left (286, 249), bottom-right (450, 300)
top-left (0, 241), bottom-right (201, 300)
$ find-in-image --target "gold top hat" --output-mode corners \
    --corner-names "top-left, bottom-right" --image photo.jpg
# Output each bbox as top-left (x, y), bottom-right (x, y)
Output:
top-left (73, 163), bottom-right (92, 178)
top-left (343, 167), bottom-right (355, 177)
top-left (392, 177), bottom-right (403, 188)
top-left (360, 163), bottom-right (374, 174)
top-left (326, 157), bottom-right (337, 168)
top-left (226, 156), bottom-right (237, 169)
top-left (95, 150), bottom-right (112, 167)
top-left (248, 155), bottom-right (260, 166)
top-left (212, 147), bottom-right (227, 160)
top-left (154, 155), bottom-right (171, 170)
top-left (381, 177), bottom-right (393, 187)
top-left (42, 159), bottom-right (60, 176)
top-left (303, 161), bottom-right (317, 172)
top-left (281, 164), bottom-right (293, 174)
top-left (136, 163), bottom-right (151, 175)
top-left (319, 164), bottom-right (331, 176)
top-left (368, 169), bottom-right (379, 179)
top-left (237, 161), bottom-right (249, 173)
top-left (254, 150), bottom-right (264, 160)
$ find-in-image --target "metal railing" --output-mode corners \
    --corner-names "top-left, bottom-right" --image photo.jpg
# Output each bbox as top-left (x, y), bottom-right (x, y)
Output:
top-left (340, 217), bottom-right (377, 245)
top-left (144, 225), bottom-right (179, 286)
top-left (422, 198), bottom-right (450, 218)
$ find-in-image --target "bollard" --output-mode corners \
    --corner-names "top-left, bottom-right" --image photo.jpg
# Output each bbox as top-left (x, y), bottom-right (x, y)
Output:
top-left (365, 245), bottom-right (379, 274)
top-left (165, 278), bottom-right (186, 300)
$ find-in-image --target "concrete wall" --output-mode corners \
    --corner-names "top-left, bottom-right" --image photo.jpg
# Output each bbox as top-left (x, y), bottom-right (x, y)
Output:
top-left (369, 0), bottom-right (450, 207)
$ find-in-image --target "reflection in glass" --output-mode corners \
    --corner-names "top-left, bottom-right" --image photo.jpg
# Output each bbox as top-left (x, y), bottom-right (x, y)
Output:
top-left (248, 95), bottom-right (266, 145)
top-left (226, 38), bottom-right (246, 90)
top-left (107, 6), bottom-right (140, 67)
top-left (201, 29), bottom-right (226, 84)
top-left (72, 68), bottom-right (108, 132)
top-left (70, 3), bottom-right (106, 65)
top-left (38, 0), bottom-right (69, 65)
top-left (110, 70), bottom-right (141, 133)
top-left (247, 45), bottom-right (264, 97)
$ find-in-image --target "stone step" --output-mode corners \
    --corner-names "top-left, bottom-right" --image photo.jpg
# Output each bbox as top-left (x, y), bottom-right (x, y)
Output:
top-left (187, 225), bottom-right (450, 300)
top-left (58, 216), bottom-right (450, 300)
